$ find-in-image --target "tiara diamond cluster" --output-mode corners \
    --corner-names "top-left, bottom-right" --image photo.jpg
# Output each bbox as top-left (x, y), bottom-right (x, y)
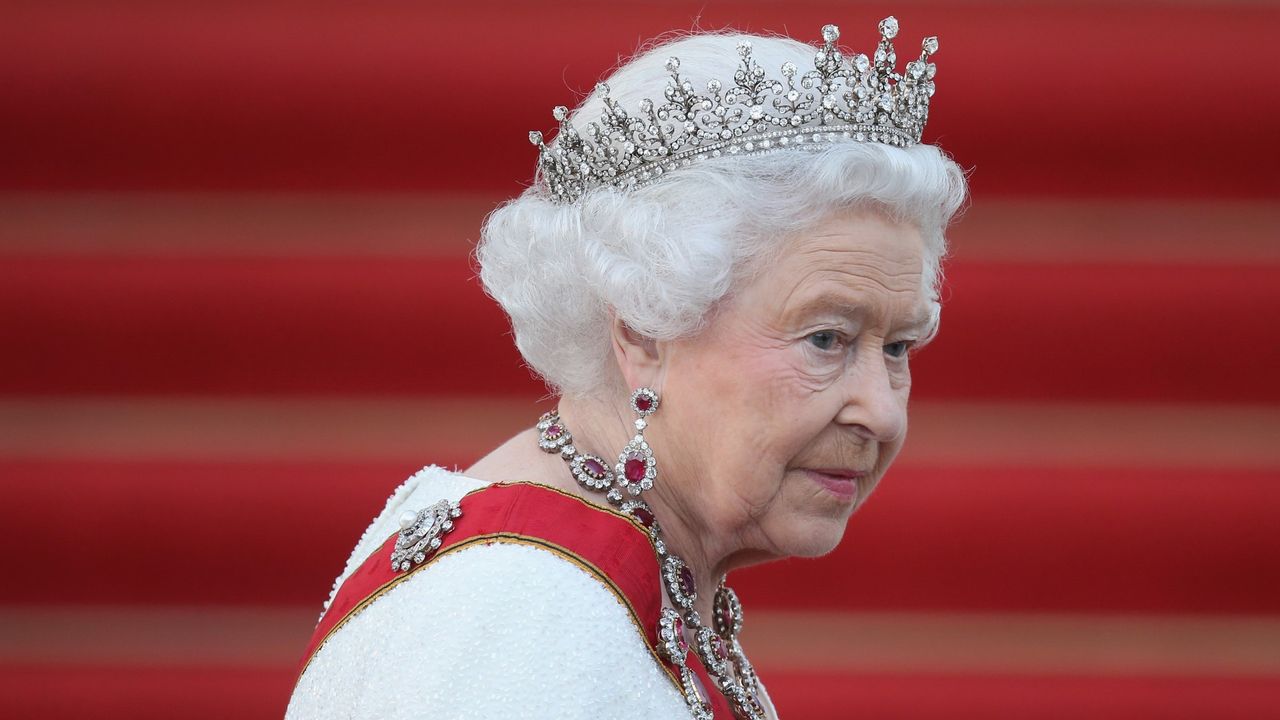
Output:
top-left (529, 17), bottom-right (939, 203)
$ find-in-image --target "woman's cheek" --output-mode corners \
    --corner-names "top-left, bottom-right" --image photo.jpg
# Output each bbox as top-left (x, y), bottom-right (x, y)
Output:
top-left (889, 357), bottom-right (913, 393)
top-left (742, 345), bottom-right (833, 398)
top-left (791, 343), bottom-right (846, 392)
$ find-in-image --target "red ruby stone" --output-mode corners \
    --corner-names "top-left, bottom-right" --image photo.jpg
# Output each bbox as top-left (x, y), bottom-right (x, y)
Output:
top-left (719, 604), bottom-right (735, 633)
top-left (678, 566), bottom-right (696, 598)
top-left (546, 424), bottom-right (563, 438)
top-left (635, 395), bottom-right (653, 412)
top-left (583, 458), bottom-right (606, 477)
top-left (624, 455), bottom-right (646, 482)
top-left (631, 506), bottom-right (655, 528)
top-left (711, 636), bottom-right (728, 661)
top-left (673, 617), bottom-right (688, 654)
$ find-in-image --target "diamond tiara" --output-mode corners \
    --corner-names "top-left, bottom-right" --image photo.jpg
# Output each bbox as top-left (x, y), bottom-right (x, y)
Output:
top-left (528, 17), bottom-right (939, 204)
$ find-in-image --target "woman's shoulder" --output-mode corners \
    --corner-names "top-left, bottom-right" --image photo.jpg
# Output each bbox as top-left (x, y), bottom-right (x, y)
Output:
top-left (359, 464), bottom-right (491, 557)
top-left (290, 540), bottom-right (685, 719)
top-left (289, 467), bottom-right (687, 719)
top-left (317, 465), bottom-right (489, 618)
top-left (315, 466), bottom-right (664, 634)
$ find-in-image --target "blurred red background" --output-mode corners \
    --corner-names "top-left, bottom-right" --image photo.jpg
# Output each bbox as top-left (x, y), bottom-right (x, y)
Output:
top-left (2, 1), bottom-right (1278, 718)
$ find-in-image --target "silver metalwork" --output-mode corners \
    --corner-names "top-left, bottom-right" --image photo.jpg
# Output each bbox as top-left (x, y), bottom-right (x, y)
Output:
top-left (536, 409), bottom-right (765, 719)
top-left (529, 18), bottom-right (939, 203)
top-left (390, 499), bottom-right (462, 573)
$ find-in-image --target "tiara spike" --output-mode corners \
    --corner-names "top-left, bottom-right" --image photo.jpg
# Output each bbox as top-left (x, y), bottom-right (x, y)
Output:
top-left (530, 19), bottom-right (940, 203)
top-left (878, 16), bottom-right (899, 40)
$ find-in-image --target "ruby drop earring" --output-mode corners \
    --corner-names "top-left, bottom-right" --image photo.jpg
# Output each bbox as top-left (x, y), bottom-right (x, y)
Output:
top-left (611, 387), bottom-right (659, 500)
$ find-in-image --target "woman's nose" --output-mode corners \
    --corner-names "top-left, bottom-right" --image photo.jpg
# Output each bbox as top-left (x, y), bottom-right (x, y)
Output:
top-left (835, 347), bottom-right (907, 443)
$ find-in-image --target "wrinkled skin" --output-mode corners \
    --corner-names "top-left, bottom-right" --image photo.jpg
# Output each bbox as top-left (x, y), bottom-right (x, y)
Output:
top-left (633, 207), bottom-right (933, 578)
top-left (469, 207), bottom-right (934, 620)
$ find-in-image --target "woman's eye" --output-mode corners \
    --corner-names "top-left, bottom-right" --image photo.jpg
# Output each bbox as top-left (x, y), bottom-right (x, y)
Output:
top-left (885, 340), bottom-right (911, 358)
top-left (807, 331), bottom-right (839, 351)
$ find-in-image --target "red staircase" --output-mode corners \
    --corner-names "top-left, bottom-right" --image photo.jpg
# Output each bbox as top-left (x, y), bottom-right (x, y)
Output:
top-left (2, 3), bottom-right (1278, 718)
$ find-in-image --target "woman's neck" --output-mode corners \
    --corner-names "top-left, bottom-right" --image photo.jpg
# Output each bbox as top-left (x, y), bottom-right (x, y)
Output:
top-left (556, 393), bottom-right (737, 620)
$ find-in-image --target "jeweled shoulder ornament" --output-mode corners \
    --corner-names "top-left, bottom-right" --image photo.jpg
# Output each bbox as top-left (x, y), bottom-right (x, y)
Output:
top-left (528, 17), bottom-right (938, 203)
top-left (390, 499), bottom-right (462, 572)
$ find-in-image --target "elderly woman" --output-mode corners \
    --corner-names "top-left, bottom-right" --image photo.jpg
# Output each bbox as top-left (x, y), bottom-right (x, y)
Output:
top-left (288, 17), bottom-right (966, 720)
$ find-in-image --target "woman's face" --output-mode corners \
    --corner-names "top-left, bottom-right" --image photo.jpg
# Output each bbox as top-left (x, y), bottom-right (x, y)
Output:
top-left (655, 207), bottom-right (932, 560)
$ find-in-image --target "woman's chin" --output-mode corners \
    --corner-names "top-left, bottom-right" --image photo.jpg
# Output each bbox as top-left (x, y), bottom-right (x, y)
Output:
top-left (779, 517), bottom-right (852, 558)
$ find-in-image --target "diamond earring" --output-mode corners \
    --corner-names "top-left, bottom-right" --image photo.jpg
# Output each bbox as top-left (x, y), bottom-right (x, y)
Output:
top-left (613, 387), bottom-right (660, 499)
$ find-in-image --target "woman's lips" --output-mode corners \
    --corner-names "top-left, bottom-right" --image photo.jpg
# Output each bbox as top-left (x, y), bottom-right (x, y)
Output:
top-left (803, 468), bottom-right (865, 502)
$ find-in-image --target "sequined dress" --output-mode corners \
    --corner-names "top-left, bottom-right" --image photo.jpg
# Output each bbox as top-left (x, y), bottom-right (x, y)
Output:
top-left (286, 465), bottom-right (735, 719)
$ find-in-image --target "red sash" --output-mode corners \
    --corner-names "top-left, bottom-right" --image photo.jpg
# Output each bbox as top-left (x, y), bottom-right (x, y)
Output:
top-left (296, 481), bottom-right (733, 718)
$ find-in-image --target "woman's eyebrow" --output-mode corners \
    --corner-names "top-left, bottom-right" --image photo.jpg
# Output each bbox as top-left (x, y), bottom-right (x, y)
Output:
top-left (793, 295), bottom-right (931, 330)
top-left (791, 294), bottom-right (866, 320)
top-left (903, 306), bottom-right (934, 330)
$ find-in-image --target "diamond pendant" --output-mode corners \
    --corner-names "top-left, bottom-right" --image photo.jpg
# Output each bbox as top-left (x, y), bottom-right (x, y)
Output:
top-left (615, 434), bottom-right (657, 495)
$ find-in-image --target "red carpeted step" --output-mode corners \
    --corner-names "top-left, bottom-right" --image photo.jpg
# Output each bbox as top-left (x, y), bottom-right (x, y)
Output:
top-left (6, 664), bottom-right (1278, 720)
top-left (2, 256), bottom-right (1276, 402)
top-left (1, 3), bottom-right (1276, 198)
top-left (0, 664), bottom-right (295, 720)
top-left (1, 459), bottom-right (414, 607)
top-left (0, 255), bottom-right (540, 397)
top-left (5, 459), bottom-right (1277, 613)
top-left (736, 463), bottom-right (1280, 615)
top-left (5, 253), bottom-right (1274, 404)
top-left (914, 260), bottom-right (1280, 403)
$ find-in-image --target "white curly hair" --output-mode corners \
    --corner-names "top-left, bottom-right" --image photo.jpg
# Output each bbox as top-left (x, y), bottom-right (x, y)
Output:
top-left (477, 30), bottom-right (968, 396)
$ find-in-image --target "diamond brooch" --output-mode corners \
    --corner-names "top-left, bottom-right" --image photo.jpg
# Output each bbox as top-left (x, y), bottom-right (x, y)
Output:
top-left (390, 499), bottom-right (462, 573)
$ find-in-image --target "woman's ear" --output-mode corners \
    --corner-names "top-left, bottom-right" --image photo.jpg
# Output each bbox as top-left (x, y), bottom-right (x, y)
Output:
top-left (609, 311), bottom-right (663, 390)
